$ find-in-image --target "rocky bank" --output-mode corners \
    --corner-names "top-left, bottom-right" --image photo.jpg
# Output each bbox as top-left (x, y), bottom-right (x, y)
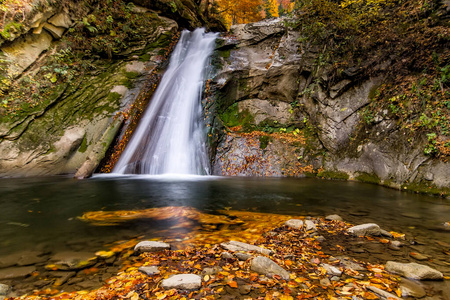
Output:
top-left (208, 16), bottom-right (450, 196)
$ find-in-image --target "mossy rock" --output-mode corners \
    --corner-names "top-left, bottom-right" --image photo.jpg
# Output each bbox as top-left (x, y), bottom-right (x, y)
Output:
top-left (317, 170), bottom-right (350, 180)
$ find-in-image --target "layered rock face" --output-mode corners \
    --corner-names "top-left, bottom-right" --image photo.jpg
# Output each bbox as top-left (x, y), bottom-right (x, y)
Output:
top-left (0, 0), bottom-right (219, 177)
top-left (209, 19), bottom-right (449, 195)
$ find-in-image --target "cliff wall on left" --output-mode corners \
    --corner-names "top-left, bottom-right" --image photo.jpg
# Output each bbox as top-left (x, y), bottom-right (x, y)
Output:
top-left (0, 0), bottom-right (222, 177)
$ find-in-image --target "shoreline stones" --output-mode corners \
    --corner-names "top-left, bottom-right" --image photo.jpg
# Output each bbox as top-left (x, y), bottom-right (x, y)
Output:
top-left (385, 261), bottom-right (443, 280)
top-left (138, 266), bottom-right (160, 276)
top-left (250, 256), bottom-right (290, 280)
top-left (348, 223), bottom-right (381, 236)
top-left (134, 241), bottom-right (170, 253)
top-left (161, 274), bottom-right (201, 290)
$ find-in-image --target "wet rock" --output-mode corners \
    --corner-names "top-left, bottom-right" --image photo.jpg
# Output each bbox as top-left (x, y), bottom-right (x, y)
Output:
top-left (285, 219), bottom-right (304, 229)
top-left (52, 271), bottom-right (76, 286)
top-left (47, 251), bottom-right (97, 271)
top-left (238, 284), bottom-right (252, 295)
top-left (161, 274), bottom-right (201, 290)
top-left (348, 223), bottom-right (381, 236)
top-left (202, 267), bottom-right (221, 275)
top-left (316, 236), bottom-right (326, 242)
top-left (251, 256), bottom-right (290, 280)
top-left (325, 214), bottom-right (343, 221)
top-left (322, 263), bottom-right (342, 276)
top-left (0, 266), bottom-right (36, 280)
top-left (138, 266), bottom-right (160, 276)
top-left (380, 229), bottom-right (393, 238)
top-left (391, 241), bottom-right (402, 247)
top-left (385, 261), bottom-right (443, 280)
top-left (305, 220), bottom-right (317, 231)
top-left (410, 252), bottom-right (428, 261)
top-left (0, 284), bottom-right (10, 295)
top-left (134, 241), bottom-right (170, 253)
top-left (221, 252), bottom-right (234, 259)
top-left (0, 251), bottom-right (46, 268)
top-left (399, 278), bottom-right (426, 298)
top-left (367, 285), bottom-right (401, 300)
top-left (221, 241), bottom-right (272, 255)
top-left (337, 257), bottom-right (365, 271)
top-left (235, 252), bottom-right (252, 261)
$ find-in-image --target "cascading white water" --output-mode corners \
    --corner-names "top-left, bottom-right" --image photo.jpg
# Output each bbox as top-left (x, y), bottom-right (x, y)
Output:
top-left (113, 28), bottom-right (218, 175)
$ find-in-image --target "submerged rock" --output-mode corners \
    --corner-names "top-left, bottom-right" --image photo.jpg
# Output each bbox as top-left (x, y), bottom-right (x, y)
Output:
top-left (348, 223), bottom-right (381, 236)
top-left (385, 261), bottom-right (443, 280)
top-left (47, 251), bottom-right (97, 271)
top-left (0, 266), bottom-right (36, 280)
top-left (0, 284), bottom-right (10, 295)
top-left (399, 278), bottom-right (426, 298)
top-left (134, 241), bottom-right (170, 253)
top-left (161, 274), bottom-right (201, 290)
top-left (367, 285), bottom-right (401, 300)
top-left (221, 241), bottom-right (272, 255)
top-left (250, 256), bottom-right (290, 280)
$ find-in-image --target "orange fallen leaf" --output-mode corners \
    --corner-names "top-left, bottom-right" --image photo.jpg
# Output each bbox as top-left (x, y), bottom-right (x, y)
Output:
top-left (227, 281), bottom-right (238, 288)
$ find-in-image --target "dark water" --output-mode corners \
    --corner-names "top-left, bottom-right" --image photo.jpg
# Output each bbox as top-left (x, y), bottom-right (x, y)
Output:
top-left (0, 174), bottom-right (449, 256)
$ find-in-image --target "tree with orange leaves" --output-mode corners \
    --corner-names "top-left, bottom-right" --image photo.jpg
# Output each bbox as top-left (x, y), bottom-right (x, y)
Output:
top-left (215, 0), bottom-right (264, 28)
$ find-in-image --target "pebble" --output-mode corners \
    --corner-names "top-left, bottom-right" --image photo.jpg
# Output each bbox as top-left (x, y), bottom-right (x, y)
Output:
top-left (138, 266), bottom-right (160, 276)
top-left (316, 236), bottom-right (326, 242)
top-left (320, 278), bottom-right (331, 286)
top-left (134, 241), bottom-right (170, 253)
top-left (161, 274), bottom-right (201, 290)
top-left (221, 252), bottom-right (234, 259)
top-left (410, 252), bottom-right (428, 261)
top-left (235, 252), bottom-right (252, 261)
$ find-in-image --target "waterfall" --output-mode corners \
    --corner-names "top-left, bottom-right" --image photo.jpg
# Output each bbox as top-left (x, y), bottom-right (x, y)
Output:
top-left (113, 28), bottom-right (217, 175)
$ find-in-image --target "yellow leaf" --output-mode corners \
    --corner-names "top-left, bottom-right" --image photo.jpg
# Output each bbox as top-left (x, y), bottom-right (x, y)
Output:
top-left (204, 275), bottom-right (210, 282)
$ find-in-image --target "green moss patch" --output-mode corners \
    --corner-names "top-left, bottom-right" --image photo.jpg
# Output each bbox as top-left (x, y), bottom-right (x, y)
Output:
top-left (317, 170), bottom-right (349, 180)
top-left (355, 172), bottom-right (381, 184)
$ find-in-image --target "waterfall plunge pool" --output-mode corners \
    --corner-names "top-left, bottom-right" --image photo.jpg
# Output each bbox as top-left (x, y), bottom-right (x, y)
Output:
top-left (0, 175), bottom-right (449, 296)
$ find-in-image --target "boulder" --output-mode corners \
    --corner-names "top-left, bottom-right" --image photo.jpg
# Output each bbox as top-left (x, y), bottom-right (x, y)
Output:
top-left (134, 241), bottom-right (170, 253)
top-left (285, 219), bottom-right (304, 230)
top-left (161, 274), bottom-right (201, 290)
top-left (385, 261), bottom-right (443, 280)
top-left (250, 256), bottom-right (290, 280)
top-left (348, 223), bottom-right (381, 236)
top-left (220, 241), bottom-right (272, 255)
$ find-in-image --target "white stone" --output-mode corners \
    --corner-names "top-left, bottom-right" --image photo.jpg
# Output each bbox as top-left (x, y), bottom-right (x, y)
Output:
top-left (385, 261), bottom-right (443, 280)
top-left (305, 220), bottom-right (317, 231)
top-left (348, 223), bottom-right (381, 236)
top-left (138, 266), bottom-right (160, 275)
top-left (161, 274), bottom-right (201, 290)
top-left (322, 263), bottom-right (342, 276)
top-left (134, 241), bottom-right (170, 253)
top-left (285, 219), bottom-right (304, 229)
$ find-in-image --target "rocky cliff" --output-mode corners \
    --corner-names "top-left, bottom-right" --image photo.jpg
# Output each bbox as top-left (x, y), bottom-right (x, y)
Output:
top-left (0, 0), bottom-right (222, 177)
top-left (209, 15), bottom-right (450, 196)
